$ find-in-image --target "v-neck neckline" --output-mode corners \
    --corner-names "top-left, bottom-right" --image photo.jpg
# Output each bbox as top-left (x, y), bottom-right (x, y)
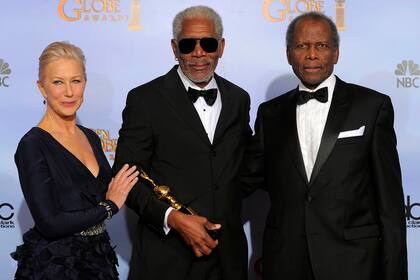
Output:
top-left (33, 125), bottom-right (101, 179)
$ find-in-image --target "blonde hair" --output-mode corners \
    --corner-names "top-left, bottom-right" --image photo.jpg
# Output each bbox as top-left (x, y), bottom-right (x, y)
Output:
top-left (38, 41), bottom-right (86, 80)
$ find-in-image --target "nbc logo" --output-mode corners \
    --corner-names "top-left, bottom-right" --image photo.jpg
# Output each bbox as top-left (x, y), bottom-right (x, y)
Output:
top-left (395, 60), bottom-right (420, 88)
top-left (0, 58), bottom-right (11, 88)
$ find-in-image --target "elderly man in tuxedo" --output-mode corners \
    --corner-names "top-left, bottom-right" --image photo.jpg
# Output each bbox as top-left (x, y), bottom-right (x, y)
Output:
top-left (242, 11), bottom-right (407, 280)
top-left (113, 5), bottom-right (251, 280)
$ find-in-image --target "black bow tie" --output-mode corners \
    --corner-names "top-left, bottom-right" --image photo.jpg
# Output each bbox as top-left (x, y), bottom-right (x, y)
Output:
top-left (296, 87), bottom-right (328, 105)
top-left (187, 87), bottom-right (218, 106)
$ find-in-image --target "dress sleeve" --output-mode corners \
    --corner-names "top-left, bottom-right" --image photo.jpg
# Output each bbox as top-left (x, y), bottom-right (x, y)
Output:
top-left (15, 135), bottom-right (109, 239)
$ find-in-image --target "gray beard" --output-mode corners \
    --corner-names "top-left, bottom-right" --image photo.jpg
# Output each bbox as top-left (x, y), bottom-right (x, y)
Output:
top-left (187, 72), bottom-right (214, 85)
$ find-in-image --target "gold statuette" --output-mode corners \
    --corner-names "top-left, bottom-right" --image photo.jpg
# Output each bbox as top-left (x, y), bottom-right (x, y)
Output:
top-left (128, 0), bottom-right (144, 30)
top-left (139, 169), bottom-right (196, 215)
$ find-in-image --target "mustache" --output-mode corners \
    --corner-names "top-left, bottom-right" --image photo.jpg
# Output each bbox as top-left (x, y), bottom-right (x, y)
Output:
top-left (186, 59), bottom-right (212, 66)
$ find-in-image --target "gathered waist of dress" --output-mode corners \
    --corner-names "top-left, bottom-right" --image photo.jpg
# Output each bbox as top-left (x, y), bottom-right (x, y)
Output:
top-left (78, 222), bottom-right (106, 236)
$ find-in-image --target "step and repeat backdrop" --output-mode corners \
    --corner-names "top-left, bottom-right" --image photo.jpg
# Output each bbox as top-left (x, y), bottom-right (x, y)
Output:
top-left (1, 1), bottom-right (419, 279)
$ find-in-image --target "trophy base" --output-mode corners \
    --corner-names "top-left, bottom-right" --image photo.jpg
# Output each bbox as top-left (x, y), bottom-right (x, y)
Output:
top-left (207, 218), bottom-right (222, 240)
top-left (207, 229), bottom-right (220, 240)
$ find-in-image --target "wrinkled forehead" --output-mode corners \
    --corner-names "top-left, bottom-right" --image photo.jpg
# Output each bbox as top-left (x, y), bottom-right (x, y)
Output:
top-left (178, 18), bottom-right (217, 38)
top-left (293, 18), bottom-right (334, 42)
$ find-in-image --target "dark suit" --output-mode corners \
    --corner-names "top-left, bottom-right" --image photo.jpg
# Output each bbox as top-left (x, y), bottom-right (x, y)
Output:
top-left (113, 66), bottom-right (251, 280)
top-left (242, 77), bottom-right (407, 280)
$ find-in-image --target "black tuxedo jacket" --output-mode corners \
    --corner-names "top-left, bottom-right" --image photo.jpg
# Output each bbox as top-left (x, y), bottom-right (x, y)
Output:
top-left (113, 66), bottom-right (252, 280)
top-left (242, 77), bottom-right (407, 280)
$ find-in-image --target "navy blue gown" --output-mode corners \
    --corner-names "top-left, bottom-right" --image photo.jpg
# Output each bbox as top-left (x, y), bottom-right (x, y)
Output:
top-left (11, 125), bottom-right (119, 280)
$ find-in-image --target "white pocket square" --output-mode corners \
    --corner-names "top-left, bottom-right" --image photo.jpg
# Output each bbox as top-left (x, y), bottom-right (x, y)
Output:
top-left (338, 126), bottom-right (365, 139)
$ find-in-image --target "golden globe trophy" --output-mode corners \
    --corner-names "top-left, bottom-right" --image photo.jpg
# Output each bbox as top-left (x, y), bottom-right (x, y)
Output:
top-left (139, 169), bottom-right (219, 239)
top-left (139, 169), bottom-right (196, 215)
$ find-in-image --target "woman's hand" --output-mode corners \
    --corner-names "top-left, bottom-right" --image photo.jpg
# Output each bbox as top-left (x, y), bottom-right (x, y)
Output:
top-left (106, 164), bottom-right (139, 209)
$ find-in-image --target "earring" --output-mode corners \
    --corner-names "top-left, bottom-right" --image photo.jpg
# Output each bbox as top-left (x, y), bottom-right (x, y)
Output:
top-left (175, 57), bottom-right (178, 61)
top-left (43, 100), bottom-right (46, 105)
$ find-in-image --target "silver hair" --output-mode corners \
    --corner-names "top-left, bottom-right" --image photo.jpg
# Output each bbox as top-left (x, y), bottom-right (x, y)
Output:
top-left (172, 6), bottom-right (223, 40)
top-left (286, 12), bottom-right (340, 49)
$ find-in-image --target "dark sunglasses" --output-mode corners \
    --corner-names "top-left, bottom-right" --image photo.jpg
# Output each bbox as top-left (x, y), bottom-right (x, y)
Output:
top-left (177, 37), bottom-right (219, 54)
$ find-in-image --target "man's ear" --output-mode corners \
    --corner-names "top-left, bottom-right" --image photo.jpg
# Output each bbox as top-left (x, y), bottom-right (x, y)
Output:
top-left (217, 38), bottom-right (225, 58)
top-left (286, 48), bottom-right (292, 65)
top-left (171, 39), bottom-right (178, 60)
top-left (333, 47), bottom-right (339, 64)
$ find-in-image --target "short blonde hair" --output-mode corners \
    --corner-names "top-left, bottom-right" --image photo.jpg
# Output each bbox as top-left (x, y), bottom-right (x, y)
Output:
top-left (38, 41), bottom-right (86, 80)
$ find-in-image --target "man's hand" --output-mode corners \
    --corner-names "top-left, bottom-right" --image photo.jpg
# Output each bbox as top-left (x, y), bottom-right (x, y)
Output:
top-left (167, 210), bottom-right (221, 257)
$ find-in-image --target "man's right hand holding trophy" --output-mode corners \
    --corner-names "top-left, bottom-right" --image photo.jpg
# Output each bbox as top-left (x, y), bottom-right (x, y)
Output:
top-left (139, 169), bottom-right (221, 257)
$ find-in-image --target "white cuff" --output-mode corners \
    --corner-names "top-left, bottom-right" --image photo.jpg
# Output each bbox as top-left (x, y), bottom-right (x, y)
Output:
top-left (163, 207), bottom-right (174, 235)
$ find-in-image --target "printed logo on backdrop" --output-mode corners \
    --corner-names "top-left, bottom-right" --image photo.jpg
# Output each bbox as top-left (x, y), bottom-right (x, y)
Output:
top-left (0, 203), bottom-right (15, 229)
top-left (406, 195), bottom-right (420, 228)
top-left (94, 129), bottom-right (118, 161)
top-left (395, 60), bottom-right (420, 88)
top-left (263, 0), bottom-right (346, 31)
top-left (58, 0), bottom-right (143, 30)
top-left (0, 58), bottom-right (11, 88)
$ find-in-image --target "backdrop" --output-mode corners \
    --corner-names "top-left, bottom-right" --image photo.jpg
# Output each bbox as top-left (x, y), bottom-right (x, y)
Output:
top-left (1, 1), bottom-right (419, 279)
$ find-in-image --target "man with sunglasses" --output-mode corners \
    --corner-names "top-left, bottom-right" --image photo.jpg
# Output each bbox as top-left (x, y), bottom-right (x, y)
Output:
top-left (113, 5), bottom-right (251, 280)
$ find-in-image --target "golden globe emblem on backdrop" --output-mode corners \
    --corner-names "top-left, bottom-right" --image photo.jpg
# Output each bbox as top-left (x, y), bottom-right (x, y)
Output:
top-left (128, 0), bottom-right (143, 30)
top-left (263, 0), bottom-right (325, 22)
top-left (335, 0), bottom-right (346, 31)
top-left (57, 0), bottom-right (143, 30)
top-left (262, 0), bottom-right (346, 31)
top-left (94, 129), bottom-right (118, 161)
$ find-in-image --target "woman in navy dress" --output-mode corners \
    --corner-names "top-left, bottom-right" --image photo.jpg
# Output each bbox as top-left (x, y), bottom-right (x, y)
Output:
top-left (11, 41), bottom-right (139, 279)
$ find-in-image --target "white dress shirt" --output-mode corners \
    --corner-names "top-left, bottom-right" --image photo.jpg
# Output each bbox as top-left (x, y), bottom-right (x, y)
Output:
top-left (163, 67), bottom-right (222, 233)
top-left (296, 74), bottom-right (336, 181)
top-left (177, 66), bottom-right (222, 143)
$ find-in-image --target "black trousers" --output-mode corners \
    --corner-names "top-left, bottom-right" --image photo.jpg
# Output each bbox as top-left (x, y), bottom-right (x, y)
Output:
top-left (188, 249), bottom-right (222, 280)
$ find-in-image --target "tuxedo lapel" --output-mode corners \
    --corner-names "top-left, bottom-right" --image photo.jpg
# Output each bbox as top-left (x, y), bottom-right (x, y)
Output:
top-left (160, 66), bottom-right (211, 146)
top-left (309, 78), bottom-right (351, 186)
top-left (212, 74), bottom-right (234, 145)
top-left (284, 89), bottom-right (309, 184)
